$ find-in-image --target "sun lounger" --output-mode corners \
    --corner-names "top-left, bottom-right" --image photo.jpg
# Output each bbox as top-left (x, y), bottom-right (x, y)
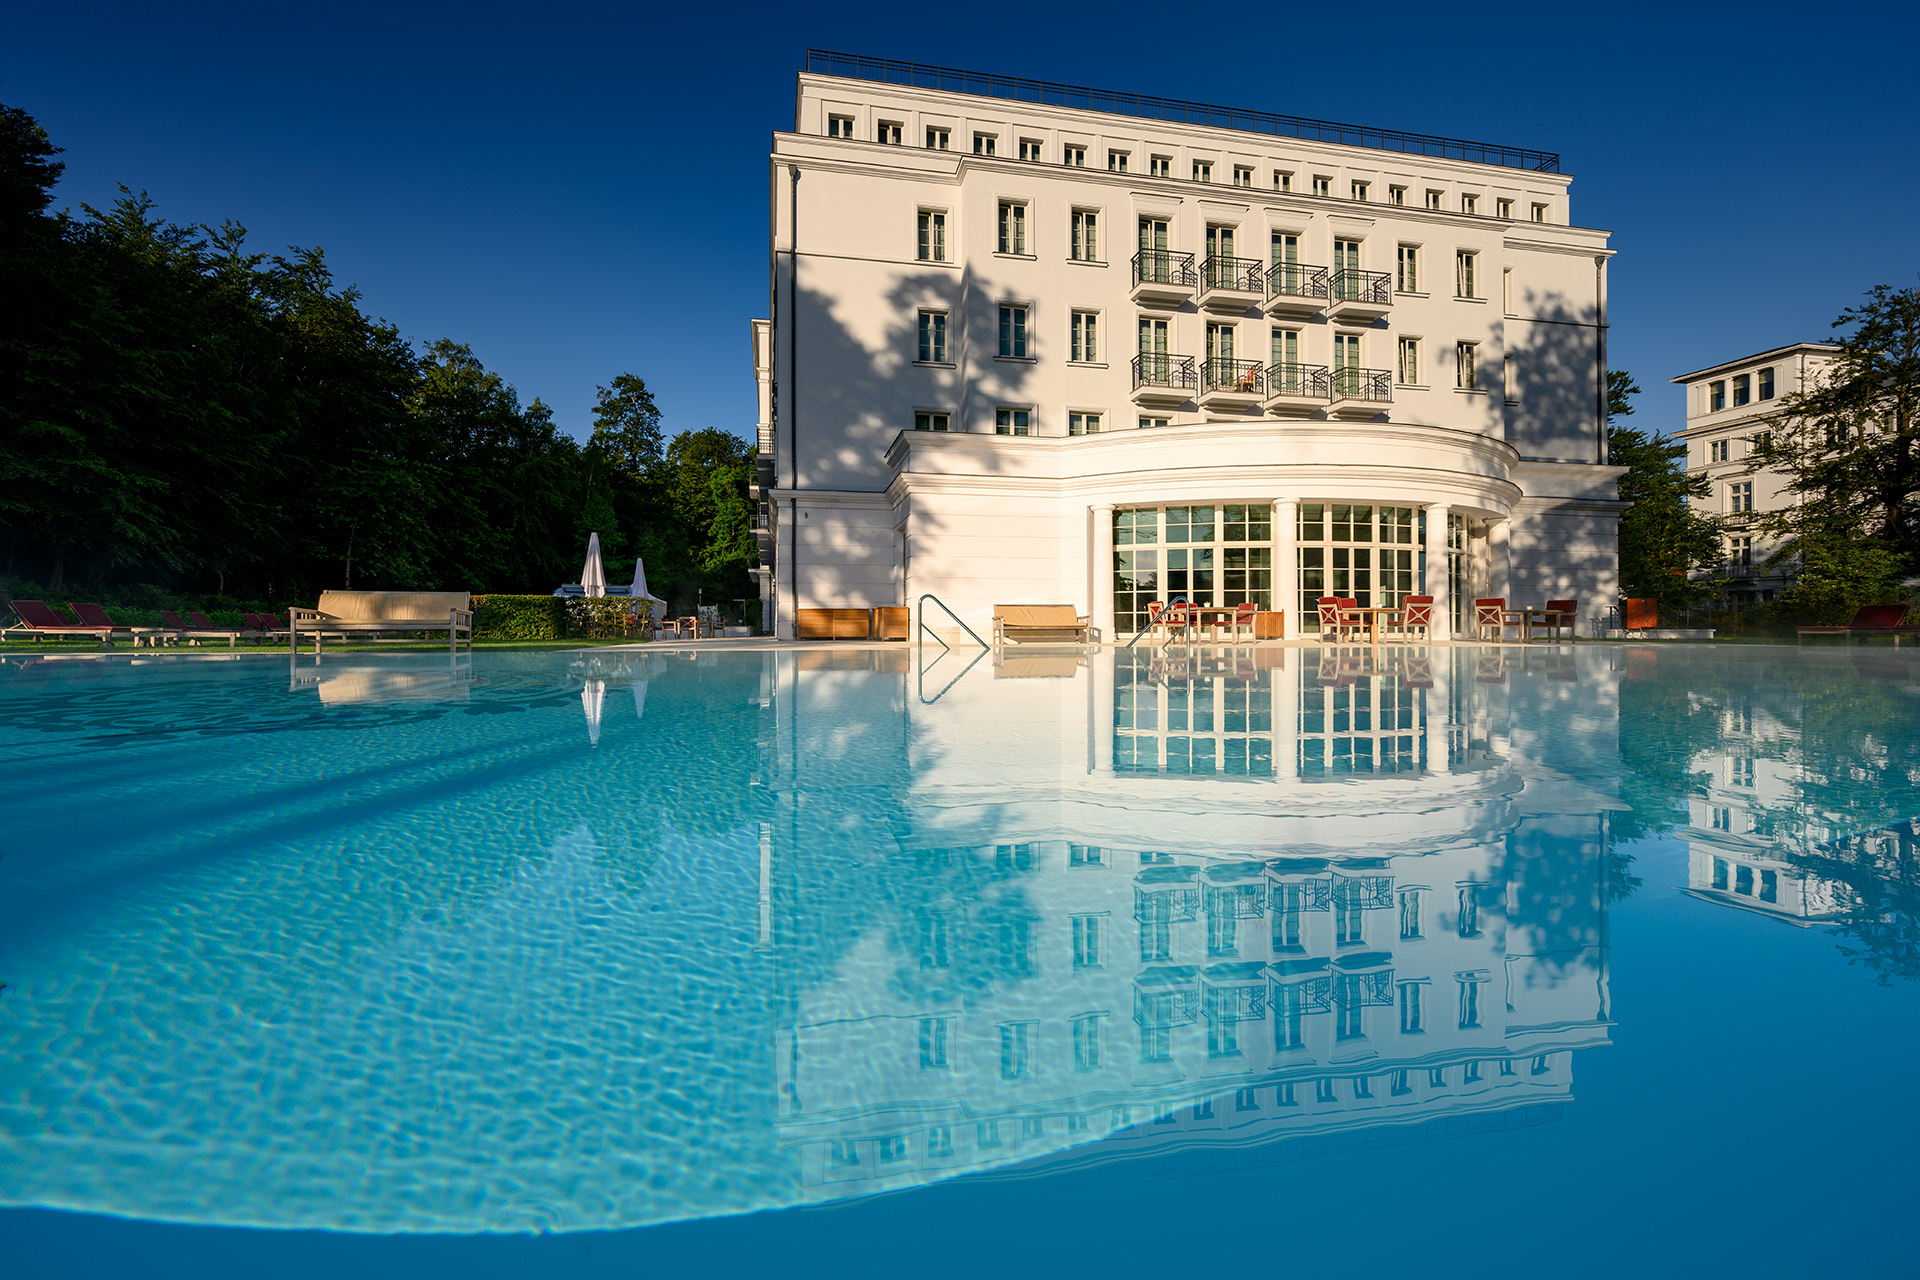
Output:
top-left (1, 595), bottom-right (117, 645)
top-left (992, 604), bottom-right (1094, 645)
top-left (1797, 604), bottom-right (1919, 646)
top-left (67, 601), bottom-right (179, 647)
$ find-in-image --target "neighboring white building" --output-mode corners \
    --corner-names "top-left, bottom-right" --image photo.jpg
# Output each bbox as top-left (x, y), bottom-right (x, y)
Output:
top-left (1670, 343), bottom-right (1838, 602)
top-left (753, 52), bottom-right (1626, 642)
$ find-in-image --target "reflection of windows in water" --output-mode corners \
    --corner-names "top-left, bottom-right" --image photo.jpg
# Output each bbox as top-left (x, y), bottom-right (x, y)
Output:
top-left (995, 843), bottom-right (1037, 871)
top-left (978, 1120), bottom-right (1002, 1148)
top-left (1273, 983), bottom-right (1308, 1048)
top-left (1207, 911), bottom-right (1238, 955)
top-left (1760, 869), bottom-right (1778, 903)
top-left (879, 1135), bottom-right (908, 1163)
top-left (1223, 681), bottom-right (1272, 733)
top-left (1069, 844), bottom-right (1104, 867)
top-left (1458, 980), bottom-right (1481, 1028)
top-left (1391, 1070), bottom-right (1412, 1096)
top-left (926, 1126), bottom-right (953, 1157)
top-left (1020, 1117), bottom-right (1044, 1142)
top-left (1457, 886), bottom-right (1480, 936)
top-left (995, 919), bottom-right (1033, 975)
top-left (920, 912), bottom-right (951, 969)
top-left (1140, 1024), bottom-right (1173, 1062)
top-left (1399, 981), bottom-right (1424, 1033)
top-left (1336, 990), bottom-right (1364, 1039)
top-left (1315, 1078), bottom-right (1338, 1103)
top-left (1399, 889), bottom-right (1423, 938)
top-left (1207, 1018), bottom-right (1240, 1057)
top-left (1499, 1058), bottom-right (1517, 1076)
top-left (1429, 1066), bottom-right (1447, 1087)
top-left (1533, 1054), bottom-right (1552, 1075)
top-left (1236, 1086), bottom-right (1260, 1111)
top-left (831, 1140), bottom-right (860, 1167)
top-left (1336, 900), bottom-right (1364, 945)
top-left (1073, 1015), bottom-right (1102, 1071)
top-left (1352, 1075), bottom-right (1373, 1098)
top-left (1194, 1098), bottom-right (1215, 1119)
top-left (1139, 918), bottom-right (1172, 962)
top-left (1711, 857), bottom-right (1729, 890)
top-left (919, 1018), bottom-right (950, 1069)
top-left (1277, 1082), bottom-right (1297, 1106)
top-left (1072, 915), bottom-right (1102, 968)
top-left (1736, 864), bottom-right (1754, 895)
top-left (1068, 1114), bottom-right (1090, 1133)
top-left (1464, 1061), bottom-right (1483, 1082)
top-left (1000, 1023), bottom-right (1034, 1079)
top-left (1272, 885), bottom-right (1304, 950)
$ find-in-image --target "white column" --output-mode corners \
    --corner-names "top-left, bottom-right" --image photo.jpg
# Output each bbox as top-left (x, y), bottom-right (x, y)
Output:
top-left (1272, 499), bottom-right (1299, 639)
top-left (1425, 503), bottom-right (1451, 642)
top-left (1091, 504), bottom-right (1115, 643)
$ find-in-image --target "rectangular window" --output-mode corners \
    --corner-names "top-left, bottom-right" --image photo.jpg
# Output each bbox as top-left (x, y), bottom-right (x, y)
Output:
top-left (1733, 373), bottom-right (1751, 406)
top-left (917, 311), bottom-right (948, 363)
top-left (1457, 980), bottom-right (1481, 1029)
top-left (1398, 337), bottom-right (1420, 384)
top-left (1071, 209), bottom-right (1099, 261)
top-left (1425, 189), bottom-right (1444, 210)
top-left (1710, 380), bottom-right (1727, 411)
top-left (973, 133), bottom-right (996, 156)
top-left (1729, 536), bottom-right (1753, 570)
top-left (1069, 411), bottom-right (1102, 436)
top-left (1335, 332), bottom-right (1361, 371)
top-left (1351, 181), bottom-right (1369, 201)
top-left (1710, 439), bottom-right (1729, 463)
top-left (1399, 889), bottom-right (1423, 938)
top-left (919, 911), bottom-right (950, 967)
top-left (997, 202), bottom-right (1027, 254)
top-left (1496, 197), bottom-right (1512, 219)
top-left (1389, 185), bottom-right (1406, 206)
top-left (917, 210), bottom-right (947, 262)
top-left (1072, 1015), bottom-right (1102, 1071)
top-left (1138, 416), bottom-right (1169, 429)
top-left (1456, 342), bottom-right (1477, 390)
top-left (1108, 150), bottom-right (1128, 172)
top-left (878, 121), bottom-right (902, 145)
top-left (1760, 870), bottom-right (1778, 903)
top-left (927, 1125), bottom-right (953, 1156)
top-left (1400, 983), bottom-right (1424, 1033)
top-left (914, 412), bottom-right (950, 433)
top-left (998, 305), bottom-right (1029, 358)
top-left (1018, 138), bottom-right (1042, 162)
top-left (1730, 482), bottom-right (1753, 513)
top-left (827, 114), bottom-right (854, 138)
top-left (1458, 886), bottom-right (1479, 935)
top-left (1071, 311), bottom-right (1099, 362)
top-left (926, 127), bottom-right (949, 150)
top-left (1312, 175), bottom-right (1332, 197)
top-left (1192, 160), bottom-right (1213, 182)
top-left (1274, 169), bottom-right (1292, 192)
top-left (1272, 328), bottom-right (1300, 382)
top-left (1531, 202), bottom-right (1547, 223)
top-left (1150, 155), bottom-right (1171, 178)
top-left (1234, 165), bottom-right (1254, 188)
top-left (1072, 915), bottom-right (1101, 968)
top-left (1000, 1022), bottom-right (1033, 1078)
top-left (1064, 145), bottom-right (1086, 167)
top-left (1460, 193), bottom-right (1478, 214)
top-left (1396, 244), bottom-right (1419, 292)
top-left (996, 407), bottom-right (1032, 436)
top-left (1759, 367), bottom-right (1775, 399)
top-left (919, 1017), bottom-right (950, 1068)
top-left (1456, 250), bottom-right (1477, 298)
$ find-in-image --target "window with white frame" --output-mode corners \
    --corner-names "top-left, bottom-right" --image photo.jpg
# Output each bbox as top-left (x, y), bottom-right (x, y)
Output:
top-left (1531, 202), bottom-right (1547, 223)
top-left (1270, 328), bottom-right (1301, 387)
top-left (1398, 337), bottom-right (1420, 384)
top-left (1274, 169), bottom-right (1292, 192)
top-left (1192, 160), bottom-right (1213, 182)
top-left (1063, 145), bottom-right (1085, 167)
top-left (1460, 193), bottom-right (1478, 214)
top-left (1150, 155), bottom-right (1171, 177)
top-left (1456, 341), bottom-right (1478, 389)
top-left (999, 1022), bottom-right (1034, 1078)
top-left (1425, 189), bottom-right (1444, 210)
top-left (926, 127), bottom-right (949, 150)
top-left (914, 411), bottom-right (950, 432)
top-left (1108, 149), bottom-right (1129, 172)
top-left (1496, 197), bottom-right (1512, 218)
top-left (1019, 138), bottom-right (1042, 161)
top-left (877, 121), bottom-right (902, 145)
top-left (1069, 411), bottom-right (1102, 436)
top-left (1759, 367), bottom-right (1775, 399)
top-left (919, 1017), bottom-right (951, 1068)
top-left (1710, 380), bottom-right (1726, 411)
top-left (1312, 175), bottom-right (1331, 196)
top-left (827, 114), bottom-right (854, 138)
top-left (998, 305), bottom-right (1029, 358)
top-left (1729, 481), bottom-right (1753, 513)
top-left (917, 310), bottom-right (948, 363)
top-left (973, 133), bottom-right (996, 155)
top-left (1071, 209), bottom-right (1099, 261)
top-left (1396, 244), bottom-right (1418, 292)
top-left (1457, 979), bottom-right (1481, 1029)
top-left (998, 201), bottom-right (1028, 254)
top-left (1072, 1014), bottom-right (1102, 1070)
top-left (1455, 250), bottom-right (1478, 298)
top-left (1389, 185), bottom-right (1406, 206)
top-left (1071, 311), bottom-right (1099, 362)
top-left (1710, 439), bottom-right (1730, 463)
top-left (1733, 373), bottom-right (1751, 406)
top-left (1072, 915), bottom-right (1101, 968)
top-left (1234, 165), bottom-right (1253, 188)
top-left (996, 407), bottom-right (1032, 436)
top-left (1728, 535), bottom-right (1753, 570)
top-left (1351, 181), bottom-right (1369, 201)
top-left (1138, 415), bottom-right (1169, 429)
top-left (917, 210), bottom-right (947, 262)
top-left (1399, 982), bottom-right (1425, 1033)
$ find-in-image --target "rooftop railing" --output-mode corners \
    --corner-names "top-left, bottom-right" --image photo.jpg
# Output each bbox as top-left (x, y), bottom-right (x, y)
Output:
top-left (805, 49), bottom-right (1561, 172)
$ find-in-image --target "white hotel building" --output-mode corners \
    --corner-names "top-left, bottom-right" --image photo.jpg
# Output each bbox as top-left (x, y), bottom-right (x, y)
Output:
top-left (754, 53), bottom-right (1625, 641)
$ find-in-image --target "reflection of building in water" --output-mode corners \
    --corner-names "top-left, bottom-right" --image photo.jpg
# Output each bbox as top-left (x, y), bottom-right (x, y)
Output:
top-left (762, 645), bottom-right (1617, 1200)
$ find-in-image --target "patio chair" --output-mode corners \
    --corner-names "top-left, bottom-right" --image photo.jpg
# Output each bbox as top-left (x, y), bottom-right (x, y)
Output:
top-left (1397, 596), bottom-right (1435, 640)
top-left (1143, 600), bottom-right (1166, 638)
top-left (1473, 598), bottom-right (1514, 641)
top-left (1229, 601), bottom-right (1257, 639)
top-left (1797, 604), bottom-right (1918, 646)
top-left (1316, 597), bottom-right (1349, 642)
top-left (1336, 597), bottom-right (1366, 641)
top-left (0, 596), bottom-right (117, 645)
top-left (1539, 598), bottom-right (1578, 640)
top-left (160, 609), bottom-right (247, 648)
top-left (1623, 598), bottom-right (1658, 631)
top-left (1158, 602), bottom-right (1191, 641)
top-left (66, 602), bottom-right (151, 646)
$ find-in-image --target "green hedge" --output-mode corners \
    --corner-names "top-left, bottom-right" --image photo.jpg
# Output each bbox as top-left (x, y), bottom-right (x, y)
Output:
top-left (566, 597), bottom-right (652, 640)
top-left (472, 595), bottom-right (567, 640)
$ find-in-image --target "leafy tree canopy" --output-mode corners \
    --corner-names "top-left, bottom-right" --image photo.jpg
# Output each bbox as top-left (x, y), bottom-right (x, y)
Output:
top-left (1607, 369), bottom-right (1724, 605)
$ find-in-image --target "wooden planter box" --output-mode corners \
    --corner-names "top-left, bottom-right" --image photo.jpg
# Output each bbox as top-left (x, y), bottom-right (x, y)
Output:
top-left (796, 607), bottom-right (874, 640)
top-left (872, 606), bottom-right (910, 641)
top-left (1253, 610), bottom-right (1286, 639)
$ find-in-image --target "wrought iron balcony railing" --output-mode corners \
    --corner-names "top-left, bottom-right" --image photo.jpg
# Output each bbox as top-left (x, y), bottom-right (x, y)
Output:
top-left (1200, 254), bottom-right (1266, 293)
top-left (1200, 358), bottom-right (1264, 396)
top-left (1267, 363), bottom-right (1331, 398)
top-left (1330, 366), bottom-right (1394, 402)
top-left (1267, 262), bottom-right (1330, 301)
top-left (1131, 248), bottom-right (1197, 289)
top-left (1330, 268), bottom-right (1393, 305)
top-left (1132, 352), bottom-right (1198, 393)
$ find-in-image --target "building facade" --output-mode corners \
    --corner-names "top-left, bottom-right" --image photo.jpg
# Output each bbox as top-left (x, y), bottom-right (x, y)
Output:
top-left (754, 53), bottom-right (1625, 642)
top-left (1670, 343), bottom-right (1838, 603)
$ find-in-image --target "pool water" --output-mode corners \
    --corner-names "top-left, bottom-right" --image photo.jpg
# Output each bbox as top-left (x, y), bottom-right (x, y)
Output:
top-left (1, 643), bottom-right (1915, 1277)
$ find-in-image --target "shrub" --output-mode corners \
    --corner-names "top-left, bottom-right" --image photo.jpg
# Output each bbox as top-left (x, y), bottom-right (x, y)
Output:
top-left (472, 595), bottom-right (567, 640)
top-left (566, 597), bottom-right (649, 640)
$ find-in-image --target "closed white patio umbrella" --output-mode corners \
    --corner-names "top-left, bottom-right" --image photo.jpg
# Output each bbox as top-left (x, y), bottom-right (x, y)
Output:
top-left (581, 533), bottom-right (607, 599)
top-left (627, 558), bottom-right (668, 611)
top-left (581, 680), bottom-right (606, 747)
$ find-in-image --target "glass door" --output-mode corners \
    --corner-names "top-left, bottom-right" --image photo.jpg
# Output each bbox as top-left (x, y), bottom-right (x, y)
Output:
top-left (1333, 238), bottom-right (1360, 298)
top-left (1205, 225), bottom-right (1235, 287)
top-left (1139, 316), bottom-right (1170, 384)
top-left (1271, 328), bottom-right (1300, 392)
top-left (1271, 231), bottom-right (1300, 294)
top-left (1334, 333), bottom-right (1360, 397)
top-left (1140, 218), bottom-right (1170, 282)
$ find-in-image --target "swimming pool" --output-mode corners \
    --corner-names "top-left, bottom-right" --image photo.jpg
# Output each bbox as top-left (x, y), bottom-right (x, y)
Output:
top-left (1, 643), bottom-right (1915, 1276)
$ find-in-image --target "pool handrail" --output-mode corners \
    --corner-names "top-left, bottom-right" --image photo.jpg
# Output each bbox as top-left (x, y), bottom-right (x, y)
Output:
top-left (1126, 595), bottom-right (1190, 649)
top-left (917, 593), bottom-right (989, 654)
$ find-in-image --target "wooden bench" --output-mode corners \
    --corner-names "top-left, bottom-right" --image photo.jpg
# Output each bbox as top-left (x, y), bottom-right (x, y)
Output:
top-left (288, 591), bottom-right (474, 654)
top-left (993, 604), bottom-right (1094, 645)
top-left (795, 607), bottom-right (873, 640)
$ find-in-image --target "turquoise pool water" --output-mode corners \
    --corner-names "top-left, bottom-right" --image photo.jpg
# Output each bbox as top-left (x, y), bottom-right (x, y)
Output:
top-left (1, 643), bottom-right (1915, 1276)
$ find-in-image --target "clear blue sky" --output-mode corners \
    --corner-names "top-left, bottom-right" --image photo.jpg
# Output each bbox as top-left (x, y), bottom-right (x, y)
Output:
top-left (10, 1), bottom-right (1916, 444)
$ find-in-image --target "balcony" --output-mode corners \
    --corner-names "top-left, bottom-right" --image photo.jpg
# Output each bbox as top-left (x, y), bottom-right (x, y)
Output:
top-left (1329, 366), bottom-right (1393, 418)
top-left (1197, 255), bottom-right (1267, 314)
top-left (1326, 268), bottom-right (1394, 323)
top-left (1264, 262), bottom-right (1329, 319)
top-left (1131, 352), bottom-right (1197, 408)
top-left (1263, 362), bottom-right (1331, 417)
top-left (1198, 358), bottom-right (1265, 411)
top-left (1130, 249), bottom-right (1197, 308)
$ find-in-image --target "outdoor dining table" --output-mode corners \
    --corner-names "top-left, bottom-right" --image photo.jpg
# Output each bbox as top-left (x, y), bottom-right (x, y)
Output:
top-left (1345, 606), bottom-right (1403, 644)
top-left (1506, 606), bottom-right (1557, 642)
top-left (1188, 607), bottom-right (1243, 639)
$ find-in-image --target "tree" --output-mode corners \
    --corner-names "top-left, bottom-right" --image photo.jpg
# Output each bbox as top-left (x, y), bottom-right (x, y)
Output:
top-left (1749, 279), bottom-right (1920, 616)
top-left (1607, 369), bottom-right (1724, 604)
top-left (588, 373), bottom-right (663, 478)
